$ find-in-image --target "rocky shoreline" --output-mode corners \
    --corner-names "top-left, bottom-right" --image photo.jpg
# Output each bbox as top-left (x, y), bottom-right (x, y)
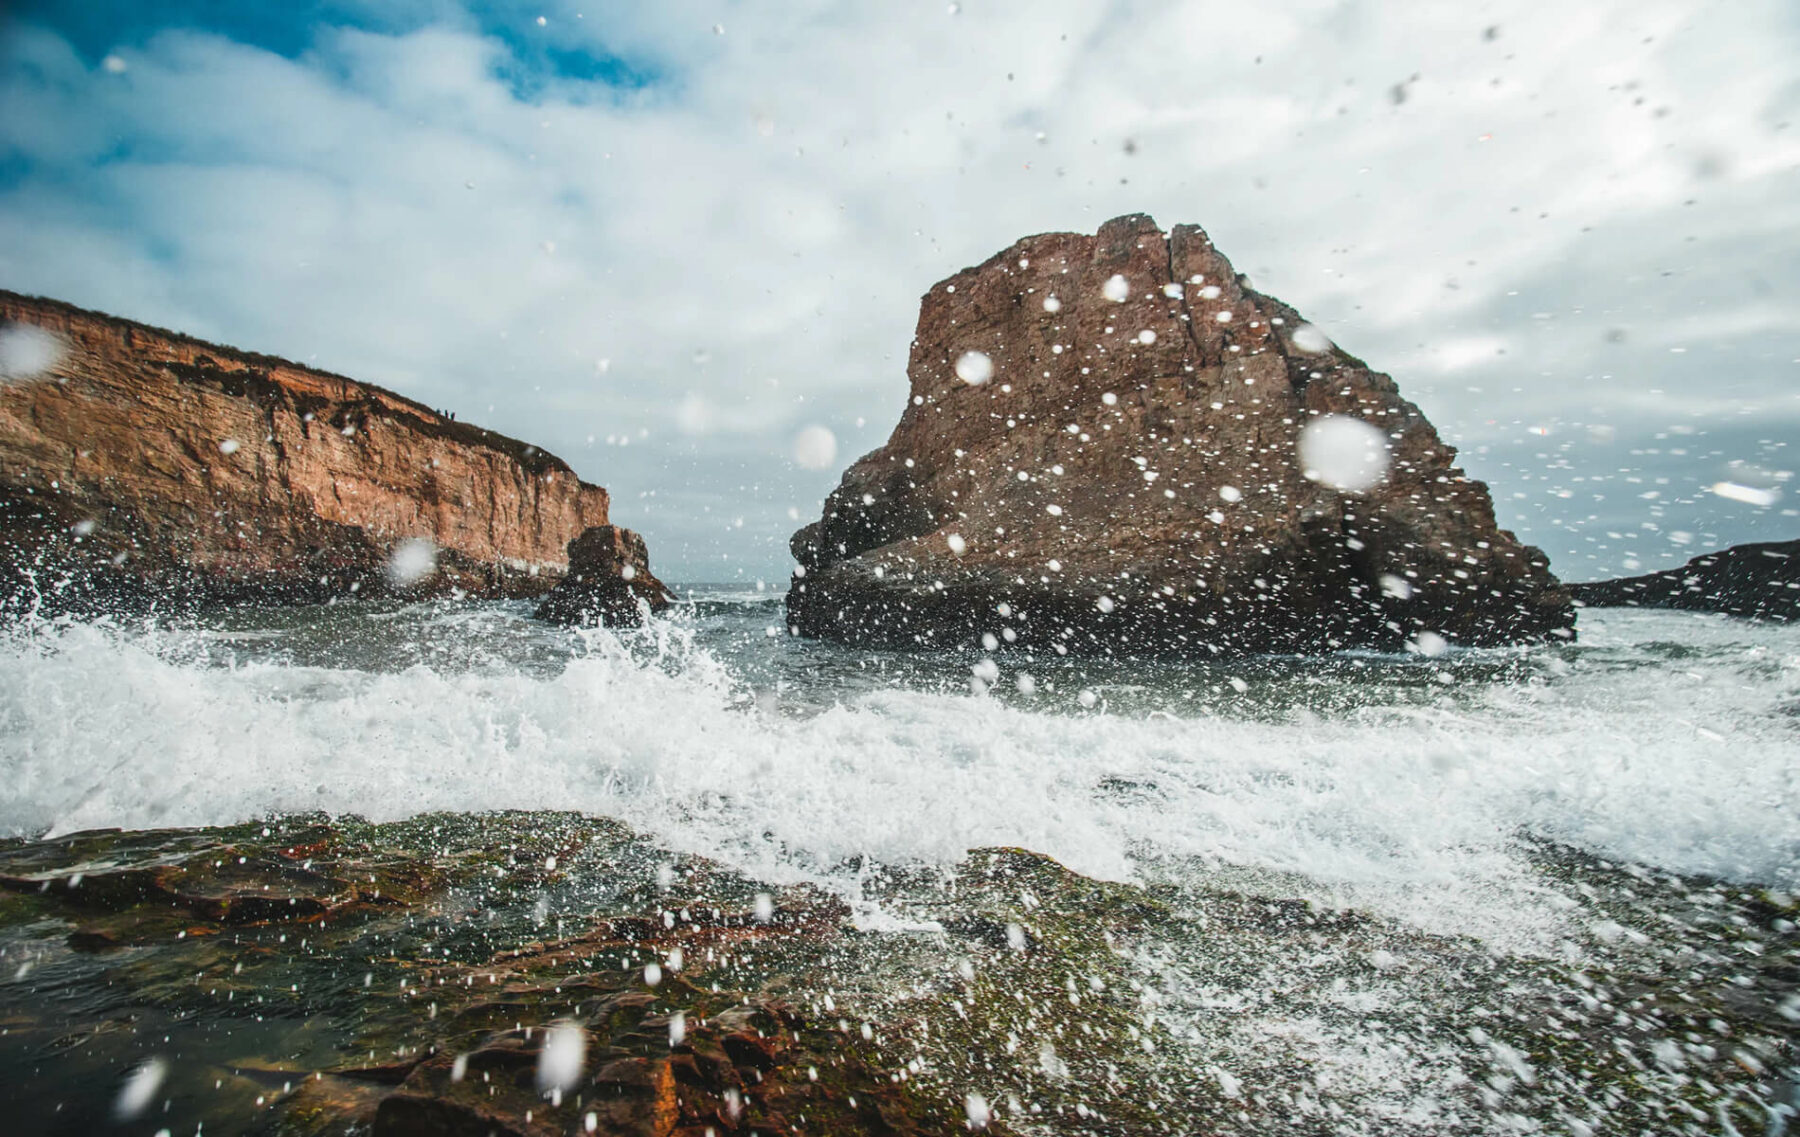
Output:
top-left (788, 216), bottom-right (1572, 657)
top-left (1571, 539), bottom-right (1799, 622)
top-left (1, 812), bottom-right (1792, 1135)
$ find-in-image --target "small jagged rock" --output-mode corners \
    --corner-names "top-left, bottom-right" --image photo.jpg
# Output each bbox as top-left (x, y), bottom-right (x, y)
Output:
top-left (534, 524), bottom-right (675, 627)
top-left (787, 214), bottom-right (1573, 656)
top-left (1569, 539), bottom-right (1798, 620)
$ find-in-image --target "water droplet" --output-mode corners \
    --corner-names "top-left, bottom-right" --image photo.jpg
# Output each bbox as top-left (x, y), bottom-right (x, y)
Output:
top-left (114, 1057), bottom-right (167, 1120)
top-left (536, 1022), bottom-right (586, 1093)
top-left (1102, 274), bottom-right (1131, 303)
top-left (955, 351), bottom-right (994, 385)
top-left (1290, 324), bottom-right (1333, 353)
top-left (1042, 295), bottom-right (1061, 313)
top-left (0, 325), bottom-right (65, 383)
top-left (792, 425), bottom-right (839, 470)
top-left (1299, 415), bottom-right (1390, 492)
top-left (965, 1092), bottom-right (992, 1129)
top-left (1410, 631), bottom-right (1449, 658)
top-left (1710, 481), bottom-right (1780, 507)
top-left (947, 533), bottom-right (967, 555)
top-left (384, 538), bottom-right (437, 588)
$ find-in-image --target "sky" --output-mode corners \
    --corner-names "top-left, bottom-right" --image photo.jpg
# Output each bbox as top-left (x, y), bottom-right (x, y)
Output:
top-left (1, 0), bottom-right (1796, 582)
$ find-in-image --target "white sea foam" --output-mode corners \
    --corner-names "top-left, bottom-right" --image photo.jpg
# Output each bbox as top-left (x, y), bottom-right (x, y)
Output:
top-left (0, 606), bottom-right (1794, 951)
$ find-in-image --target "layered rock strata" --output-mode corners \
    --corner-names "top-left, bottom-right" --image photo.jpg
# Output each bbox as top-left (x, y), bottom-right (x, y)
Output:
top-left (536, 524), bottom-right (676, 626)
top-left (788, 215), bottom-right (1573, 655)
top-left (1570, 539), bottom-right (1798, 621)
top-left (0, 291), bottom-right (650, 614)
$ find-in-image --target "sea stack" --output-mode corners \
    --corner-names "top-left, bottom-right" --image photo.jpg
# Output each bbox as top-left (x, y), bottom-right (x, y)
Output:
top-left (787, 214), bottom-right (1573, 656)
top-left (534, 524), bottom-right (675, 627)
top-left (0, 290), bottom-right (654, 620)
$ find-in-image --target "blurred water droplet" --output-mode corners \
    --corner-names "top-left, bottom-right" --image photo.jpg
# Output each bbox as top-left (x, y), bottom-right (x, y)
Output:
top-left (536, 1022), bottom-right (586, 1092)
top-left (965, 1092), bottom-right (991, 1128)
top-left (114, 1056), bottom-right (167, 1120)
top-left (1299, 415), bottom-right (1390, 492)
top-left (0, 325), bottom-right (65, 383)
top-left (792, 425), bottom-right (838, 470)
top-left (955, 351), bottom-right (994, 385)
top-left (1290, 324), bottom-right (1333, 353)
top-left (386, 538), bottom-right (438, 587)
top-left (1710, 481), bottom-right (1779, 507)
top-left (1410, 631), bottom-right (1450, 658)
top-left (1102, 274), bottom-right (1131, 303)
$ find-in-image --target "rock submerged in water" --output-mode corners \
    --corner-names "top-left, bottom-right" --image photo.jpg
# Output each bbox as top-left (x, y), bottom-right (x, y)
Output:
top-left (1570, 538), bottom-right (1799, 621)
top-left (787, 214), bottom-right (1573, 655)
top-left (535, 524), bottom-right (675, 626)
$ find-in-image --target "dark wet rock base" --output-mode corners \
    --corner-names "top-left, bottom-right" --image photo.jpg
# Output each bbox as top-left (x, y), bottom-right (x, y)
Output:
top-left (1571, 538), bottom-right (1799, 622)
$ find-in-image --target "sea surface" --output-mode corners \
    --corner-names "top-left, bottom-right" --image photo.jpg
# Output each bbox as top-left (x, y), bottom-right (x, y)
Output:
top-left (2, 587), bottom-right (1794, 945)
top-left (3, 589), bottom-right (1798, 1134)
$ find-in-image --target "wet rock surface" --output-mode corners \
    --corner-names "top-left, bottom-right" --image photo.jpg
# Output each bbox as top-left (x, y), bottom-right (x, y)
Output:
top-left (788, 215), bottom-right (1572, 657)
top-left (0, 292), bottom-right (627, 615)
top-left (0, 813), bottom-right (1792, 1135)
top-left (535, 526), bottom-right (676, 628)
top-left (1571, 538), bottom-right (1799, 621)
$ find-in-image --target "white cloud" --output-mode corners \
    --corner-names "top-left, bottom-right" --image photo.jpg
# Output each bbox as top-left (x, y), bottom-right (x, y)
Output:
top-left (1, 0), bottom-right (1796, 579)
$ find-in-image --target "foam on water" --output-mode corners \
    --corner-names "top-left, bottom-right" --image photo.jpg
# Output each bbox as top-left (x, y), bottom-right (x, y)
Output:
top-left (1, 602), bottom-right (1795, 950)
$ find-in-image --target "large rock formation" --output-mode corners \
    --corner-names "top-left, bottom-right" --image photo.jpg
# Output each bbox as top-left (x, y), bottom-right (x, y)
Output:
top-left (535, 524), bottom-right (676, 626)
top-left (787, 215), bottom-right (1573, 655)
top-left (0, 291), bottom-right (653, 615)
top-left (1570, 539), bottom-right (1799, 621)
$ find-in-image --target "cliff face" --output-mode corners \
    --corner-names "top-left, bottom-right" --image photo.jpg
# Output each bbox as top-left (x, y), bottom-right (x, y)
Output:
top-left (787, 215), bottom-right (1573, 656)
top-left (0, 290), bottom-right (614, 608)
top-left (1570, 540), bottom-right (1799, 621)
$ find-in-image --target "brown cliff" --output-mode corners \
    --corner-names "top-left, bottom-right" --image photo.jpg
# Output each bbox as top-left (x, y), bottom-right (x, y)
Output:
top-left (787, 215), bottom-right (1573, 656)
top-left (0, 290), bottom-right (642, 612)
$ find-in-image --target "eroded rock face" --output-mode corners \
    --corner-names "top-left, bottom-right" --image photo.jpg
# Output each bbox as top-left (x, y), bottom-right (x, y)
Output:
top-left (0, 291), bottom-right (625, 611)
top-left (1570, 539), bottom-right (1799, 621)
top-left (535, 525), bottom-right (676, 627)
top-left (788, 215), bottom-right (1573, 655)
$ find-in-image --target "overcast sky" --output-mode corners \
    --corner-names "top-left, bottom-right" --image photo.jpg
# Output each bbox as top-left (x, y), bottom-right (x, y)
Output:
top-left (2, 0), bottom-right (1795, 581)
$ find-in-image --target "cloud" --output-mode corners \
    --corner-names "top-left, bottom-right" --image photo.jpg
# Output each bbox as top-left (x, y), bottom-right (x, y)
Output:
top-left (1, 0), bottom-right (1796, 579)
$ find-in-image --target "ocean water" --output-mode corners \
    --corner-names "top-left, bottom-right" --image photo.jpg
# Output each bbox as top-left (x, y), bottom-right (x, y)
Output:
top-left (1, 588), bottom-right (1794, 952)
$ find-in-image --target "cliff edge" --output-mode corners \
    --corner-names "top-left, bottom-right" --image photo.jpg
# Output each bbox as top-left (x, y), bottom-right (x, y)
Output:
top-left (0, 290), bottom-right (643, 613)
